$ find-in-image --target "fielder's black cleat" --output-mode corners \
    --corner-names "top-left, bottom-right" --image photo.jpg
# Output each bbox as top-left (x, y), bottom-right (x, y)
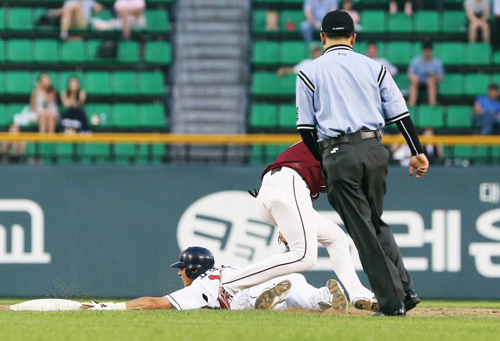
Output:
top-left (404, 289), bottom-right (421, 312)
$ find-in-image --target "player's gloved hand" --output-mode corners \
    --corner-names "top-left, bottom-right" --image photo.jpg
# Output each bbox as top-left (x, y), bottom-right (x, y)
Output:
top-left (248, 189), bottom-right (259, 198)
top-left (409, 154), bottom-right (429, 178)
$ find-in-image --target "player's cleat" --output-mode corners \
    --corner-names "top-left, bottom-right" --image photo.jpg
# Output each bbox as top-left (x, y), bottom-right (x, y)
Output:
top-left (326, 279), bottom-right (348, 314)
top-left (254, 279), bottom-right (292, 310)
top-left (353, 298), bottom-right (380, 312)
top-left (372, 307), bottom-right (406, 317)
top-left (218, 286), bottom-right (233, 310)
top-left (404, 289), bottom-right (421, 311)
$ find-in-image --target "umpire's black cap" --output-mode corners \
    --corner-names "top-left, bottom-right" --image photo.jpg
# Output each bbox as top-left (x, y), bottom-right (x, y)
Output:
top-left (321, 10), bottom-right (355, 35)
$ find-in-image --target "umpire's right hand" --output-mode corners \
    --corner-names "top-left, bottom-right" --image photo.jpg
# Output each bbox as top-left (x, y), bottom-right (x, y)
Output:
top-left (409, 154), bottom-right (429, 178)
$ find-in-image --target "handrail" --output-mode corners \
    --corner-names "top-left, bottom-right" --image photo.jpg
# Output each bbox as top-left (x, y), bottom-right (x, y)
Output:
top-left (1, 133), bottom-right (500, 145)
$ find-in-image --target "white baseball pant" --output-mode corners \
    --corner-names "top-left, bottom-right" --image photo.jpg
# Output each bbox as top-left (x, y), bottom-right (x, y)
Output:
top-left (222, 167), bottom-right (373, 302)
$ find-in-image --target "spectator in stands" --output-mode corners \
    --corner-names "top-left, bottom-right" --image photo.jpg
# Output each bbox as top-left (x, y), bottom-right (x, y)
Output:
top-left (31, 74), bottom-right (59, 134)
top-left (474, 83), bottom-right (500, 135)
top-left (341, 0), bottom-right (361, 31)
top-left (391, 128), bottom-right (443, 166)
top-left (465, 0), bottom-right (491, 43)
top-left (0, 125), bottom-right (26, 164)
top-left (301, 0), bottom-right (338, 43)
top-left (366, 42), bottom-right (398, 76)
top-left (408, 41), bottom-right (444, 106)
top-left (277, 45), bottom-right (322, 77)
top-left (58, 0), bottom-right (104, 40)
top-left (114, 0), bottom-right (146, 39)
top-left (61, 77), bottom-right (90, 133)
top-left (389, 0), bottom-right (414, 16)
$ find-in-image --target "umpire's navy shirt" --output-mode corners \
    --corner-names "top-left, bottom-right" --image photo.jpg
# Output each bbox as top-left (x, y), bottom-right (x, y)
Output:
top-left (296, 44), bottom-right (409, 140)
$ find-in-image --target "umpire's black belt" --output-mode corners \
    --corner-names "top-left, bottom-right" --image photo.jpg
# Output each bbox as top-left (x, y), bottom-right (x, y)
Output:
top-left (319, 130), bottom-right (381, 151)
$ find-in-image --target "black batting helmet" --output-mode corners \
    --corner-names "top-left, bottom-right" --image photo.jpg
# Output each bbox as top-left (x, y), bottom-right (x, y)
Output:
top-left (170, 246), bottom-right (215, 279)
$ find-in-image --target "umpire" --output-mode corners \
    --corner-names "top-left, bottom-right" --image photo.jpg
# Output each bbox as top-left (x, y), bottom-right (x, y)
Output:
top-left (296, 10), bottom-right (429, 316)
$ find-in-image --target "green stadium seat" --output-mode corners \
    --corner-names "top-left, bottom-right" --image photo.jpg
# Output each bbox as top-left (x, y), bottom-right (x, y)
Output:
top-left (61, 41), bottom-right (86, 63)
top-left (440, 74), bottom-right (463, 96)
top-left (387, 13), bottom-right (412, 33)
top-left (354, 41), bottom-right (368, 55)
top-left (465, 43), bottom-right (491, 65)
top-left (250, 144), bottom-right (265, 165)
top-left (119, 41), bottom-right (140, 63)
top-left (253, 72), bottom-right (278, 95)
top-left (442, 11), bottom-right (466, 33)
top-left (361, 11), bottom-right (386, 33)
top-left (394, 74), bottom-right (409, 91)
top-left (435, 42), bottom-right (465, 65)
top-left (33, 40), bottom-right (59, 63)
top-left (386, 42), bottom-right (412, 65)
top-left (0, 8), bottom-right (4, 31)
top-left (55, 144), bottom-right (76, 164)
top-left (113, 72), bottom-right (139, 95)
top-left (0, 72), bottom-right (4, 94)
top-left (39, 143), bottom-right (57, 163)
top-left (114, 144), bottom-right (138, 164)
top-left (280, 41), bottom-right (307, 64)
top-left (86, 103), bottom-right (112, 127)
top-left (0, 105), bottom-right (9, 128)
top-left (492, 147), bottom-right (500, 165)
top-left (87, 40), bottom-right (108, 63)
top-left (266, 144), bottom-right (289, 161)
top-left (417, 105), bottom-right (444, 128)
top-left (145, 41), bottom-right (172, 64)
top-left (278, 103), bottom-right (296, 128)
top-left (277, 74), bottom-right (295, 95)
top-left (250, 104), bottom-right (277, 128)
top-left (253, 41), bottom-right (279, 64)
top-left (140, 72), bottom-right (165, 96)
top-left (464, 74), bottom-right (489, 96)
top-left (136, 144), bottom-right (166, 164)
top-left (86, 72), bottom-right (111, 95)
top-left (138, 104), bottom-right (166, 128)
top-left (446, 105), bottom-right (472, 129)
top-left (253, 10), bottom-right (267, 33)
top-left (0, 40), bottom-right (4, 62)
top-left (111, 104), bottom-right (139, 127)
top-left (415, 11), bottom-right (440, 33)
top-left (146, 10), bottom-right (170, 33)
top-left (7, 8), bottom-right (33, 31)
top-left (454, 145), bottom-right (488, 163)
top-left (7, 39), bottom-right (33, 62)
top-left (280, 10), bottom-right (304, 32)
top-left (80, 143), bottom-right (111, 164)
top-left (5, 71), bottom-right (32, 95)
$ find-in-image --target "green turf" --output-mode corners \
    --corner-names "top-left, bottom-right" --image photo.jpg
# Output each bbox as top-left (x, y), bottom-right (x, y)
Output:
top-left (0, 300), bottom-right (498, 341)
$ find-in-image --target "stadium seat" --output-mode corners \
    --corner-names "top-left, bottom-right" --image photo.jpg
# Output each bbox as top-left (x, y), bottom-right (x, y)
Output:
top-left (0, 8), bottom-right (4, 31)
top-left (111, 104), bottom-right (139, 127)
top-left (7, 39), bottom-right (33, 62)
top-left (5, 71), bottom-right (32, 95)
top-left (55, 144), bottom-right (76, 164)
top-left (465, 43), bottom-right (491, 65)
top-left (435, 42), bottom-right (465, 65)
top-left (442, 11), bottom-right (466, 33)
top-left (417, 105), bottom-right (444, 128)
top-left (61, 41), bottom-right (87, 63)
top-left (136, 144), bottom-right (166, 164)
top-left (86, 72), bottom-right (112, 95)
top-left (278, 104), bottom-right (296, 128)
top-left (138, 104), bottom-right (167, 128)
top-left (280, 10), bottom-right (304, 32)
top-left (387, 13), bottom-right (412, 33)
top-left (0, 105), bottom-right (10, 128)
top-left (252, 10), bottom-right (267, 33)
top-left (464, 74), bottom-right (489, 96)
top-left (394, 74), bottom-right (409, 91)
top-left (146, 10), bottom-right (170, 33)
top-left (250, 144), bottom-right (265, 165)
top-left (280, 41), bottom-right (307, 64)
top-left (386, 42), bottom-right (413, 65)
top-left (113, 72), bottom-right (139, 95)
top-left (414, 11), bottom-right (439, 33)
top-left (140, 72), bottom-right (165, 96)
top-left (80, 143), bottom-right (111, 164)
top-left (253, 72), bottom-right (278, 95)
top-left (119, 41), bottom-right (141, 63)
top-left (250, 104), bottom-right (277, 128)
top-left (145, 41), bottom-right (172, 64)
top-left (253, 41), bottom-right (280, 64)
top-left (446, 105), bottom-right (473, 129)
top-left (7, 8), bottom-right (33, 31)
top-left (440, 74), bottom-right (463, 96)
top-left (277, 74), bottom-right (295, 95)
top-left (86, 103), bottom-right (112, 126)
top-left (361, 11), bottom-right (386, 33)
top-left (33, 40), bottom-right (59, 63)
top-left (114, 144), bottom-right (138, 164)
top-left (454, 145), bottom-right (488, 163)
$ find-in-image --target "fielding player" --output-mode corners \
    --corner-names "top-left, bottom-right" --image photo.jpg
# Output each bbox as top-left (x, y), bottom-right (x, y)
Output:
top-left (84, 247), bottom-right (349, 312)
top-left (218, 142), bottom-right (378, 312)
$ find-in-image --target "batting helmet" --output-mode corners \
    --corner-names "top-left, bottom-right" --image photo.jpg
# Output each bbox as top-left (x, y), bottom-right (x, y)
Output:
top-left (170, 246), bottom-right (215, 279)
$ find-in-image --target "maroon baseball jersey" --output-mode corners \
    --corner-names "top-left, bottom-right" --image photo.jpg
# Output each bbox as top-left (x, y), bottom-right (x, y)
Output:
top-left (263, 141), bottom-right (326, 200)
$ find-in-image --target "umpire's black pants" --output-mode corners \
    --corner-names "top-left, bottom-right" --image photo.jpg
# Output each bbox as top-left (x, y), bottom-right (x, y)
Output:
top-left (321, 134), bottom-right (413, 315)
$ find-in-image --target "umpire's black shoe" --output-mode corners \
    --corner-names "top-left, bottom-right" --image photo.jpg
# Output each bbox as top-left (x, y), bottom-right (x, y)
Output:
top-left (404, 289), bottom-right (421, 311)
top-left (372, 307), bottom-right (406, 317)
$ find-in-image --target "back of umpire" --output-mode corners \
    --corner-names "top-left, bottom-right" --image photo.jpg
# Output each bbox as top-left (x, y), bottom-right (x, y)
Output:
top-left (296, 10), bottom-right (429, 316)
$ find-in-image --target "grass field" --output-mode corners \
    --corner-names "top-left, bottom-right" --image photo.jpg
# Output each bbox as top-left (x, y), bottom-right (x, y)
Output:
top-left (0, 299), bottom-right (499, 341)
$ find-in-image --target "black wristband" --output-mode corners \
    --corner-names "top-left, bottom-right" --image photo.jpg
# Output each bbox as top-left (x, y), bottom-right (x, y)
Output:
top-left (299, 129), bottom-right (322, 161)
top-left (395, 116), bottom-right (424, 156)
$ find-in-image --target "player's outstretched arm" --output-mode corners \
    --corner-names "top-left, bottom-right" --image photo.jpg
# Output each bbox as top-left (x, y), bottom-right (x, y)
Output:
top-left (126, 297), bottom-right (173, 310)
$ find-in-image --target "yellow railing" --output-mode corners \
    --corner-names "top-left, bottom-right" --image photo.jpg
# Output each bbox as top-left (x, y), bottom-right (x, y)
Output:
top-left (1, 133), bottom-right (500, 145)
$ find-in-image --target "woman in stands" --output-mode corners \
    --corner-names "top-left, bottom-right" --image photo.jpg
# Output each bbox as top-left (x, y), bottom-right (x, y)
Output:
top-left (60, 77), bottom-right (90, 133)
top-left (31, 74), bottom-right (59, 134)
top-left (465, 0), bottom-right (491, 43)
top-left (114, 0), bottom-right (146, 39)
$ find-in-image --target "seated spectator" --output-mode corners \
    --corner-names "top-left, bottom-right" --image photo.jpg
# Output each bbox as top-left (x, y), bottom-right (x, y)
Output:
top-left (465, 0), bottom-right (490, 43)
top-left (474, 83), bottom-right (500, 135)
top-left (408, 41), bottom-right (444, 106)
top-left (302, 0), bottom-right (338, 43)
top-left (31, 74), bottom-right (59, 134)
top-left (366, 42), bottom-right (398, 76)
top-left (277, 45), bottom-right (322, 77)
top-left (114, 0), bottom-right (146, 39)
top-left (389, 0), bottom-right (414, 16)
top-left (57, 0), bottom-right (103, 40)
top-left (0, 125), bottom-right (26, 164)
top-left (61, 77), bottom-right (90, 133)
top-left (341, 0), bottom-right (361, 31)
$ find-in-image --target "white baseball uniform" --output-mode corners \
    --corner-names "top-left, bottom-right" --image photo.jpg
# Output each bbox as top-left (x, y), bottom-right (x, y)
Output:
top-left (166, 266), bottom-right (334, 311)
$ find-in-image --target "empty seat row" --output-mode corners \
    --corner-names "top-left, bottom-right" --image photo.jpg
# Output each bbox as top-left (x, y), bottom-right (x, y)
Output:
top-left (0, 103), bottom-right (167, 128)
top-left (0, 71), bottom-right (165, 96)
top-left (0, 8), bottom-right (169, 33)
top-left (253, 41), bottom-right (493, 66)
top-left (0, 40), bottom-right (171, 64)
top-left (253, 10), bottom-right (466, 34)
top-left (24, 143), bottom-right (167, 165)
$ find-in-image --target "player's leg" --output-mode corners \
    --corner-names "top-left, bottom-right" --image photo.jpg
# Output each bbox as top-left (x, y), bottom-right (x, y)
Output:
top-left (221, 170), bottom-right (318, 296)
top-left (314, 212), bottom-right (375, 304)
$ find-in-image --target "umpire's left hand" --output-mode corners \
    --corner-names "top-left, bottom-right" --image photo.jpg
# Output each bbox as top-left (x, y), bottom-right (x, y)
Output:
top-left (409, 154), bottom-right (429, 178)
